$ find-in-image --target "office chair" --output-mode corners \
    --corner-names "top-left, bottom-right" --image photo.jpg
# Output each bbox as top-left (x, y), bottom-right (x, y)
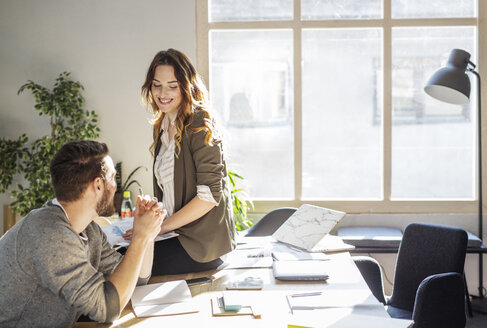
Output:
top-left (245, 207), bottom-right (297, 236)
top-left (354, 222), bottom-right (468, 328)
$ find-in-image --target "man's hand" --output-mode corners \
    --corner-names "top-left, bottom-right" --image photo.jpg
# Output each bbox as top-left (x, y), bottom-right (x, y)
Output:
top-left (122, 195), bottom-right (166, 241)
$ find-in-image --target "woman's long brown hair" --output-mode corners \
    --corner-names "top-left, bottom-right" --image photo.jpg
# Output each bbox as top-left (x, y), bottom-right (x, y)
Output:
top-left (141, 49), bottom-right (214, 156)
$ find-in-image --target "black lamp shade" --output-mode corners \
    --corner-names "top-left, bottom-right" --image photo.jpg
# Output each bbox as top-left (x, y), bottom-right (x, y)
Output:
top-left (424, 49), bottom-right (472, 105)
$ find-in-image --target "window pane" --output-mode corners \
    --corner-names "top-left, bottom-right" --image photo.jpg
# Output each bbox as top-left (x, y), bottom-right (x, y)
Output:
top-left (210, 0), bottom-right (293, 22)
top-left (391, 27), bottom-right (476, 199)
top-left (302, 0), bottom-right (381, 20)
top-left (302, 28), bottom-right (382, 199)
top-left (392, 0), bottom-right (476, 18)
top-left (210, 30), bottom-right (294, 199)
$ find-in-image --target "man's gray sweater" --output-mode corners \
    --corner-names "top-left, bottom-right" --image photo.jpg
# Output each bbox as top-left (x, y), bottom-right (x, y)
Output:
top-left (0, 201), bottom-right (122, 327)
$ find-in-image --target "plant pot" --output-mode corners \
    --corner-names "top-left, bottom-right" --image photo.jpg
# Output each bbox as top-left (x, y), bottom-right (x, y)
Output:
top-left (3, 204), bottom-right (20, 234)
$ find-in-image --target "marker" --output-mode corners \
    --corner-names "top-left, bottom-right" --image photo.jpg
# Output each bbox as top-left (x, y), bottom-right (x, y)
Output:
top-left (138, 187), bottom-right (144, 196)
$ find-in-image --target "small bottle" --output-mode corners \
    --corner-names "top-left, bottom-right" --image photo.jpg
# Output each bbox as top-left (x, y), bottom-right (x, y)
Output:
top-left (120, 191), bottom-right (133, 218)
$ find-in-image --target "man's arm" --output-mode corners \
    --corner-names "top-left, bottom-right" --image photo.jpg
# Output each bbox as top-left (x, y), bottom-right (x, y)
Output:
top-left (139, 239), bottom-right (154, 281)
top-left (108, 196), bottom-right (163, 311)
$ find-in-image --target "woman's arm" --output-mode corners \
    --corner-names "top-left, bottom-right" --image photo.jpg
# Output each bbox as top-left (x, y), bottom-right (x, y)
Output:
top-left (159, 196), bottom-right (215, 234)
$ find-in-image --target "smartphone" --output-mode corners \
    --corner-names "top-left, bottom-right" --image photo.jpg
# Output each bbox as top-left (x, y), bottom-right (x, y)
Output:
top-left (185, 277), bottom-right (213, 286)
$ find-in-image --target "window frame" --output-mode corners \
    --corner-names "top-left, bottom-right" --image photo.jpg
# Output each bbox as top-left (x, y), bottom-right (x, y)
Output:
top-left (196, 0), bottom-right (487, 214)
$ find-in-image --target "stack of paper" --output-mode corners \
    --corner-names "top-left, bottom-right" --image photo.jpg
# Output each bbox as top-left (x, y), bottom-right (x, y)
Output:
top-left (131, 280), bottom-right (198, 317)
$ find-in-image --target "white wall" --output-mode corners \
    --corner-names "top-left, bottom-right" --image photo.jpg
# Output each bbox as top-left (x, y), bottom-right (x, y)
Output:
top-left (0, 0), bottom-right (196, 231)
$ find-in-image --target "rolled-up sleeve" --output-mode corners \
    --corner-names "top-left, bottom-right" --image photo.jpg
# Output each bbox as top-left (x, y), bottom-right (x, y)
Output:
top-left (190, 129), bottom-right (226, 204)
top-left (196, 185), bottom-right (218, 204)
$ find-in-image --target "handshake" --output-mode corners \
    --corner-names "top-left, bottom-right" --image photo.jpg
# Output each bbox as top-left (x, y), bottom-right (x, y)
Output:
top-left (122, 190), bottom-right (166, 242)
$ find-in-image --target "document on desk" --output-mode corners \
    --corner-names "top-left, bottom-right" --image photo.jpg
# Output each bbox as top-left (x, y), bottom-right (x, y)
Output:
top-left (101, 217), bottom-right (178, 247)
top-left (131, 280), bottom-right (198, 317)
top-left (235, 235), bottom-right (276, 249)
top-left (221, 248), bottom-right (274, 269)
top-left (286, 289), bottom-right (381, 310)
top-left (271, 243), bottom-right (329, 261)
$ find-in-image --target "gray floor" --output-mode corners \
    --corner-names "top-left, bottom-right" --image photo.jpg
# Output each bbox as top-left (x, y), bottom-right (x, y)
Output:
top-left (466, 312), bottom-right (487, 328)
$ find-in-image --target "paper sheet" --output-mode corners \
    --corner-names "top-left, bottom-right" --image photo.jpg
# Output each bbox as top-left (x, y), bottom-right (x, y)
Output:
top-left (271, 243), bottom-right (329, 261)
top-left (101, 217), bottom-right (178, 247)
top-left (220, 248), bottom-right (274, 269)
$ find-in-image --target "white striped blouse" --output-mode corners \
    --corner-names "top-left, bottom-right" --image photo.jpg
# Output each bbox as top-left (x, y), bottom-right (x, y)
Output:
top-left (154, 114), bottom-right (217, 217)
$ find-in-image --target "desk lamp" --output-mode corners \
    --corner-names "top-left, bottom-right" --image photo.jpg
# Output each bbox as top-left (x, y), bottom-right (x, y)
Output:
top-left (424, 48), bottom-right (486, 313)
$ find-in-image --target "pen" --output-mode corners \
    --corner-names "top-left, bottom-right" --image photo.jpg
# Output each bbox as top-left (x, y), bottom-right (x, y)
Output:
top-left (286, 294), bottom-right (294, 315)
top-left (290, 292), bottom-right (322, 298)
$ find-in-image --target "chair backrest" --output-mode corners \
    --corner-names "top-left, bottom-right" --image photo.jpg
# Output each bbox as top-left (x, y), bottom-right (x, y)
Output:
top-left (245, 207), bottom-right (297, 236)
top-left (388, 222), bottom-right (468, 312)
top-left (412, 272), bottom-right (466, 328)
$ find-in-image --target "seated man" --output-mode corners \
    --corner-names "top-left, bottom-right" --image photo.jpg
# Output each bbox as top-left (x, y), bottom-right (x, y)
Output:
top-left (0, 140), bottom-right (164, 327)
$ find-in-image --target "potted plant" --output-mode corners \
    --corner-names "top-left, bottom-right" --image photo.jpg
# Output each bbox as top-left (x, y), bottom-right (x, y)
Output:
top-left (113, 162), bottom-right (146, 214)
top-left (228, 170), bottom-right (254, 231)
top-left (0, 72), bottom-right (100, 216)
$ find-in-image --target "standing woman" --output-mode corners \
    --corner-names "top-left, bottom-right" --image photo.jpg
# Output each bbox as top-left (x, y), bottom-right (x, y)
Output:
top-left (139, 49), bottom-right (236, 275)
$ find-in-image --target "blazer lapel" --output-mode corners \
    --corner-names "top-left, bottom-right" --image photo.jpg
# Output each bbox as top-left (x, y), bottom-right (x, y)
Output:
top-left (153, 128), bottom-right (164, 200)
top-left (173, 140), bottom-right (185, 212)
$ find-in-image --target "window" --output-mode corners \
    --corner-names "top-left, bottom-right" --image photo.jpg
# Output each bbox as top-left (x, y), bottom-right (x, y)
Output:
top-left (197, 0), bottom-right (480, 213)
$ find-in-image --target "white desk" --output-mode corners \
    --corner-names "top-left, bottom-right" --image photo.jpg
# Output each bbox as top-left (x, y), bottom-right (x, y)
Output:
top-left (75, 247), bottom-right (411, 327)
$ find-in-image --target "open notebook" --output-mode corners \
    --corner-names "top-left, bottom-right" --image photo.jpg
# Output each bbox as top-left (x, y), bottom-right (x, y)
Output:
top-left (272, 204), bottom-right (352, 253)
top-left (130, 280), bottom-right (198, 317)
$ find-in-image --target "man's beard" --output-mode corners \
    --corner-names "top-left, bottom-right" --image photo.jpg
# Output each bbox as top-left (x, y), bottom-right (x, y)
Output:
top-left (96, 185), bottom-right (115, 217)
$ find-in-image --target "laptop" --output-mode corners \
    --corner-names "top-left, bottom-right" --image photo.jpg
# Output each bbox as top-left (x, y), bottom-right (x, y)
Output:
top-left (272, 204), bottom-right (347, 253)
top-left (273, 260), bottom-right (329, 281)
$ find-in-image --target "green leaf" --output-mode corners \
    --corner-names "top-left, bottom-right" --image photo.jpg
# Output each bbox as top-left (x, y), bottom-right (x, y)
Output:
top-left (228, 170), bottom-right (253, 231)
top-left (122, 166), bottom-right (147, 191)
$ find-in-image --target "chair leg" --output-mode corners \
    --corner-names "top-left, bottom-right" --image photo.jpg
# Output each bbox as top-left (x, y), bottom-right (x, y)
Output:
top-left (464, 274), bottom-right (473, 318)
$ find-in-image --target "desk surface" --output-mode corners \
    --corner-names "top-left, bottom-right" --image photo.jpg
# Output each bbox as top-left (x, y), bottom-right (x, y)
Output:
top-left (74, 250), bottom-right (410, 327)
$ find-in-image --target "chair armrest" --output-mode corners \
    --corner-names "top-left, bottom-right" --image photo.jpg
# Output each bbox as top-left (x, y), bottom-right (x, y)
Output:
top-left (412, 272), bottom-right (465, 328)
top-left (353, 256), bottom-right (386, 304)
